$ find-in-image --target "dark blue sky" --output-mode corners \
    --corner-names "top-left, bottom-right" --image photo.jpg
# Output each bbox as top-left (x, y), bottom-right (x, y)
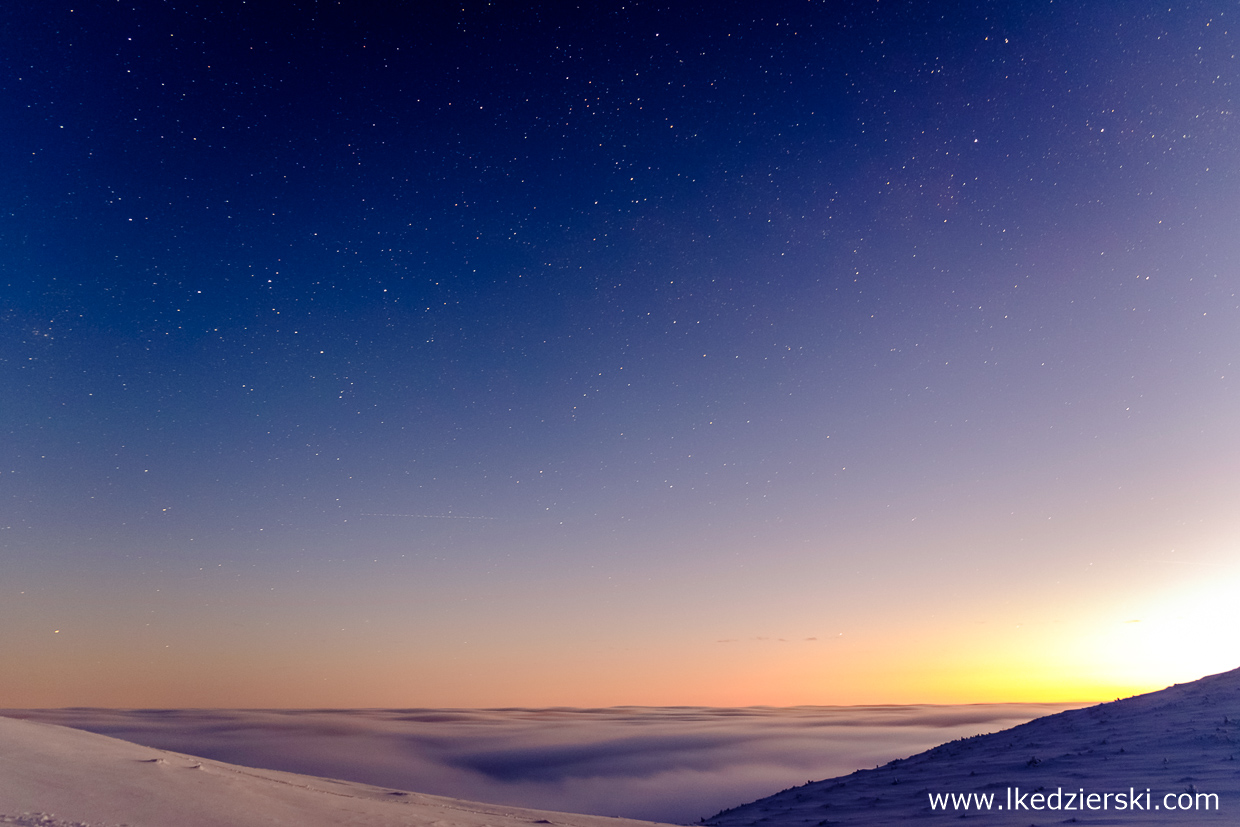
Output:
top-left (3, 1), bottom-right (1238, 706)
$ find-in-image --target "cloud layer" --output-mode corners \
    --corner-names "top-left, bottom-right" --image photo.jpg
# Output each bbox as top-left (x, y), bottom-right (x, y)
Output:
top-left (4, 705), bottom-right (1081, 822)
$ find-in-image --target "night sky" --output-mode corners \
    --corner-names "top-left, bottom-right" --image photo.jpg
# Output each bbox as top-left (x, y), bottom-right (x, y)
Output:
top-left (3, 0), bottom-right (1238, 708)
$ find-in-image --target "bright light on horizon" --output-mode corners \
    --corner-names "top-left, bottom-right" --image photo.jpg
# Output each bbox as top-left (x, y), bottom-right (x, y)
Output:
top-left (1060, 552), bottom-right (1240, 695)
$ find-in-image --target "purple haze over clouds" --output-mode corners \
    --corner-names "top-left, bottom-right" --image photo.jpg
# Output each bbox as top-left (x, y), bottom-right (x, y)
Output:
top-left (3, 705), bottom-right (1083, 823)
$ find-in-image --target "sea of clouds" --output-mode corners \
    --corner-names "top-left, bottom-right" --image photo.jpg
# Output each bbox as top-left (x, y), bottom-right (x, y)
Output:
top-left (4, 705), bottom-right (1082, 823)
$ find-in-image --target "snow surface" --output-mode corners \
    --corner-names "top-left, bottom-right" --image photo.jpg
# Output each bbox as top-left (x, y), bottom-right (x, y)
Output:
top-left (705, 667), bottom-right (1240, 826)
top-left (0, 715), bottom-right (675, 827)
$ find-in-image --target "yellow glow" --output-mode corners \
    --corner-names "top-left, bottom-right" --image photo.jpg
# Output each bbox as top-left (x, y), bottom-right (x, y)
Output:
top-left (1070, 561), bottom-right (1240, 691)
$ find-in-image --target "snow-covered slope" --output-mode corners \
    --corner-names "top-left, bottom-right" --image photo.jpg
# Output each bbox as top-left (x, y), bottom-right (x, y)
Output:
top-left (706, 668), bottom-right (1240, 826)
top-left (0, 715), bottom-right (677, 827)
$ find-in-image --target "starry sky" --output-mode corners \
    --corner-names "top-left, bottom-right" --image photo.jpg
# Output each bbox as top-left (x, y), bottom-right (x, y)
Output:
top-left (2, 0), bottom-right (1239, 708)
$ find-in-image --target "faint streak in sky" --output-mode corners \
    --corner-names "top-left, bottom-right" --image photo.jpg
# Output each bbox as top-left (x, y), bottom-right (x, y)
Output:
top-left (360, 513), bottom-right (495, 520)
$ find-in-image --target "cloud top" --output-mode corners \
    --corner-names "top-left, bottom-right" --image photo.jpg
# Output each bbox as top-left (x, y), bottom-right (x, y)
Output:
top-left (4, 705), bottom-right (1080, 823)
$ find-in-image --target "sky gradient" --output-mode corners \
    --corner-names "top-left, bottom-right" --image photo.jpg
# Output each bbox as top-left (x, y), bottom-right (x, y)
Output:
top-left (2, 0), bottom-right (1239, 707)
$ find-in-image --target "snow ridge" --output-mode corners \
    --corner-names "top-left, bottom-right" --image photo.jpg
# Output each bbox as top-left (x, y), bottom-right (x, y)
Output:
top-left (705, 667), bottom-right (1240, 826)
